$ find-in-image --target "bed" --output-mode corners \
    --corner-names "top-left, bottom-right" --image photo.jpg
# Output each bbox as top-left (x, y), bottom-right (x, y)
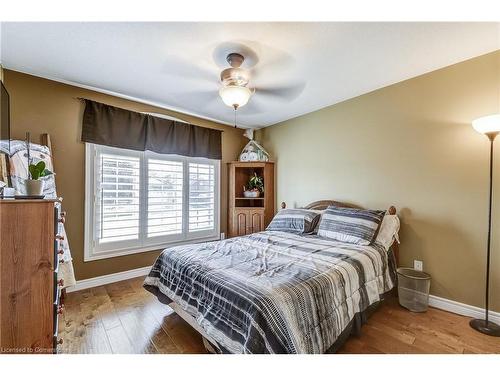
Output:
top-left (143, 200), bottom-right (399, 354)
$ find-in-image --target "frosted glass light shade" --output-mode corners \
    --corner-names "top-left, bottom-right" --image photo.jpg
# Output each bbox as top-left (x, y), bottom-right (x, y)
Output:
top-left (219, 85), bottom-right (252, 108)
top-left (472, 114), bottom-right (500, 134)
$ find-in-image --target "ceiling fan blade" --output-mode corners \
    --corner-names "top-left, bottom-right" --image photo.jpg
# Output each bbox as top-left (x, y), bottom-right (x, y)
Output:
top-left (252, 52), bottom-right (296, 80)
top-left (255, 82), bottom-right (306, 101)
top-left (162, 55), bottom-right (218, 83)
top-left (239, 97), bottom-right (267, 115)
top-left (171, 90), bottom-right (219, 110)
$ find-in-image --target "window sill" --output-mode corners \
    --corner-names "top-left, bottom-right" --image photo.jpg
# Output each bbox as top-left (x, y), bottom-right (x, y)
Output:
top-left (84, 233), bottom-right (221, 262)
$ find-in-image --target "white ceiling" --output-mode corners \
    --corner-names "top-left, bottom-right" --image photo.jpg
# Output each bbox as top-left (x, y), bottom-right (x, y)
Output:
top-left (1, 22), bottom-right (499, 128)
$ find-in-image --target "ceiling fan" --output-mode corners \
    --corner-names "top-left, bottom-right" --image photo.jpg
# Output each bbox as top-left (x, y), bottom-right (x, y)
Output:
top-left (217, 51), bottom-right (306, 127)
top-left (163, 43), bottom-right (305, 126)
top-left (218, 52), bottom-right (253, 110)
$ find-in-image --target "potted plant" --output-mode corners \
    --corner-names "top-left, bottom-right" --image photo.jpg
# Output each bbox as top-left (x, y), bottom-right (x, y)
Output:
top-left (243, 173), bottom-right (264, 198)
top-left (26, 161), bottom-right (52, 196)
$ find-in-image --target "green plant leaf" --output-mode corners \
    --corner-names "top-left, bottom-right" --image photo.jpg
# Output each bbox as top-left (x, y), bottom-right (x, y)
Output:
top-left (41, 169), bottom-right (53, 177)
top-left (246, 173), bottom-right (264, 192)
top-left (28, 161), bottom-right (47, 180)
top-left (29, 165), bottom-right (40, 180)
top-left (36, 161), bottom-right (46, 173)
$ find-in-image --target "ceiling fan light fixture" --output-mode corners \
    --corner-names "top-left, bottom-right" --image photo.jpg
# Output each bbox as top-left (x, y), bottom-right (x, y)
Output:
top-left (219, 85), bottom-right (252, 109)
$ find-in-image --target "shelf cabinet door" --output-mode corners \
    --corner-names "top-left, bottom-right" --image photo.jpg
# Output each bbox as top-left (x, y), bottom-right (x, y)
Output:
top-left (250, 210), bottom-right (265, 232)
top-left (232, 209), bottom-right (265, 236)
top-left (235, 211), bottom-right (249, 237)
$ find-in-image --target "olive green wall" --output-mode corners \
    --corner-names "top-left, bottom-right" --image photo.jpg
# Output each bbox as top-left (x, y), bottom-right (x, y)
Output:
top-left (257, 51), bottom-right (500, 310)
top-left (4, 70), bottom-right (246, 280)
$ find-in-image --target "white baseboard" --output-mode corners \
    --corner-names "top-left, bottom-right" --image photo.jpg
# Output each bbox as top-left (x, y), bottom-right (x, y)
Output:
top-left (66, 265), bottom-right (152, 293)
top-left (428, 294), bottom-right (500, 324)
top-left (67, 268), bottom-right (500, 325)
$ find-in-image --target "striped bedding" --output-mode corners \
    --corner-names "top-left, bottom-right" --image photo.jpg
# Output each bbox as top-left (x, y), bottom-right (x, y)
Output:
top-left (143, 231), bottom-right (396, 354)
top-left (266, 208), bottom-right (321, 233)
top-left (318, 206), bottom-right (385, 245)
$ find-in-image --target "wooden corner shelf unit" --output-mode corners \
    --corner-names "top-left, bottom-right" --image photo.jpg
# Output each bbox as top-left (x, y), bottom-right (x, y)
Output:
top-left (228, 161), bottom-right (275, 237)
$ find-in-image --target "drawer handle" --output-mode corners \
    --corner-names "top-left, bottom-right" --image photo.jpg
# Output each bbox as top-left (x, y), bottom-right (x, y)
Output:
top-left (59, 259), bottom-right (65, 264)
top-left (57, 305), bottom-right (65, 315)
top-left (60, 211), bottom-right (67, 218)
top-left (57, 279), bottom-right (64, 287)
top-left (57, 248), bottom-right (65, 255)
top-left (58, 217), bottom-right (66, 224)
top-left (55, 235), bottom-right (65, 241)
top-left (56, 338), bottom-right (63, 346)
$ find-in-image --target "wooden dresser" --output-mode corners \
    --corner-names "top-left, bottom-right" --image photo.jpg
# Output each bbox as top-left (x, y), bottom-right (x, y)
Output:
top-left (228, 162), bottom-right (275, 237)
top-left (0, 199), bottom-right (65, 354)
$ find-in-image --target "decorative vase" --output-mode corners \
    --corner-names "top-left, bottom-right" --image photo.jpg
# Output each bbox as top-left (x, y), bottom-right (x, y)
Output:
top-left (243, 190), bottom-right (260, 198)
top-left (25, 179), bottom-right (45, 196)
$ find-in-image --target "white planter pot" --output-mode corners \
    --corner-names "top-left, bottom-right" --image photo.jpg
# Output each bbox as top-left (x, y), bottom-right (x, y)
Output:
top-left (25, 179), bottom-right (45, 196)
top-left (243, 190), bottom-right (260, 198)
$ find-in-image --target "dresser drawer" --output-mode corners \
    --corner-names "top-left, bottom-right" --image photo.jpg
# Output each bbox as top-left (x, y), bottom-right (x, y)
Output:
top-left (52, 317), bottom-right (62, 353)
top-left (52, 284), bottom-right (64, 353)
top-left (53, 205), bottom-right (66, 265)
top-left (53, 244), bottom-right (65, 276)
top-left (54, 205), bottom-right (67, 232)
top-left (53, 272), bottom-right (64, 303)
top-left (53, 285), bottom-right (60, 333)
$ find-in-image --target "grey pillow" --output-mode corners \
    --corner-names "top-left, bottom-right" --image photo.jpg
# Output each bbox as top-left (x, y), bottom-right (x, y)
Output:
top-left (317, 206), bottom-right (385, 245)
top-left (266, 209), bottom-right (321, 234)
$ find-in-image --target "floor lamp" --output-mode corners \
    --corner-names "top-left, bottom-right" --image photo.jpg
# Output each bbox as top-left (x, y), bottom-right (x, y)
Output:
top-left (471, 113), bottom-right (500, 336)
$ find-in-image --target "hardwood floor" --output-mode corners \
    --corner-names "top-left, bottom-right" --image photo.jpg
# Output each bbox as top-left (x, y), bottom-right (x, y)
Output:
top-left (58, 277), bottom-right (500, 354)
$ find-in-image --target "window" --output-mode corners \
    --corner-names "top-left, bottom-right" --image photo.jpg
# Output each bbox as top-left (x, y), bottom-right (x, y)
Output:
top-left (85, 144), bottom-right (219, 261)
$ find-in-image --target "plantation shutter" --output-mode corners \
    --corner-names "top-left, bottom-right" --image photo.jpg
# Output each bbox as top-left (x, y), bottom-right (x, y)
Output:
top-left (147, 158), bottom-right (184, 237)
top-left (188, 162), bottom-right (215, 232)
top-left (96, 151), bottom-right (141, 243)
top-left (87, 144), bottom-right (219, 260)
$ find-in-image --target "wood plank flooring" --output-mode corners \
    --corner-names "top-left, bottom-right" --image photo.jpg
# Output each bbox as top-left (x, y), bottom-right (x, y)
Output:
top-left (58, 277), bottom-right (500, 354)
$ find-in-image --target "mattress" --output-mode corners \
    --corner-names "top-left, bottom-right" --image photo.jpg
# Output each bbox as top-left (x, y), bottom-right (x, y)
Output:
top-left (144, 230), bottom-right (396, 353)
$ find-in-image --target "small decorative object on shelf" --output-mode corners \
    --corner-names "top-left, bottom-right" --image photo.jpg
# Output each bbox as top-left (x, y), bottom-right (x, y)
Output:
top-left (239, 129), bottom-right (270, 162)
top-left (26, 160), bottom-right (52, 196)
top-left (243, 173), bottom-right (264, 198)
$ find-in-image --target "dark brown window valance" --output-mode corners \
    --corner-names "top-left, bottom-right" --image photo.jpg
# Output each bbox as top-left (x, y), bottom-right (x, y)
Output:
top-left (81, 99), bottom-right (222, 160)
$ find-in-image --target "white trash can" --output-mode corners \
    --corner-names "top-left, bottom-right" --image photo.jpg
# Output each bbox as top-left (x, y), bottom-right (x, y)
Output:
top-left (397, 267), bottom-right (431, 312)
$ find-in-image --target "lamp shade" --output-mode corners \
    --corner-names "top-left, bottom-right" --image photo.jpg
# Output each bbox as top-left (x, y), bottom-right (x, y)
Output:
top-left (472, 114), bottom-right (500, 134)
top-left (219, 85), bottom-right (252, 109)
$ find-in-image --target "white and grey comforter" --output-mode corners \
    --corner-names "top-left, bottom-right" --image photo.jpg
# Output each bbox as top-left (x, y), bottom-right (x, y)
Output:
top-left (143, 231), bottom-right (396, 354)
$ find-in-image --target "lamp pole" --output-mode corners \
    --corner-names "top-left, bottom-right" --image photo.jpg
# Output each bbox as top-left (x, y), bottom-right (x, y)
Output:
top-left (470, 130), bottom-right (500, 336)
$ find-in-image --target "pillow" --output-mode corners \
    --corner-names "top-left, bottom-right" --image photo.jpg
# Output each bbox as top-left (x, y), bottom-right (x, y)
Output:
top-left (374, 214), bottom-right (400, 250)
top-left (317, 206), bottom-right (385, 245)
top-left (309, 209), bottom-right (325, 234)
top-left (266, 209), bottom-right (321, 234)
